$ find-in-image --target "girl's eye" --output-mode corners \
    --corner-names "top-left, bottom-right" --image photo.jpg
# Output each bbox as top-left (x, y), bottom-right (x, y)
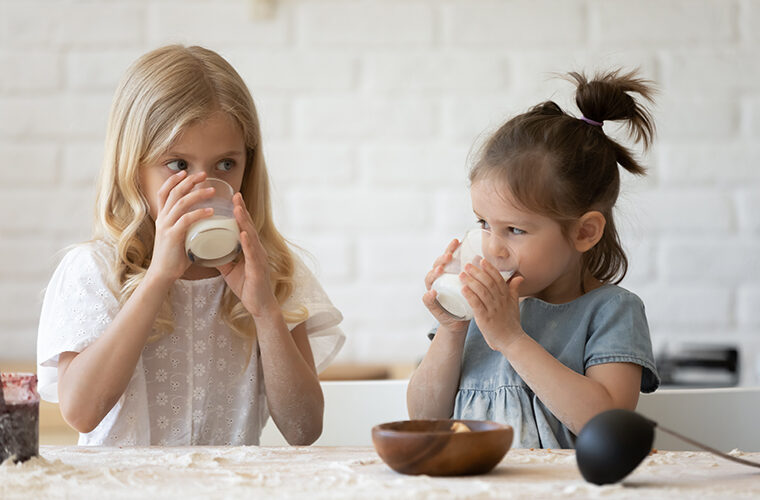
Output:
top-left (166, 159), bottom-right (188, 171)
top-left (508, 227), bottom-right (526, 236)
top-left (216, 159), bottom-right (235, 172)
top-left (477, 219), bottom-right (491, 231)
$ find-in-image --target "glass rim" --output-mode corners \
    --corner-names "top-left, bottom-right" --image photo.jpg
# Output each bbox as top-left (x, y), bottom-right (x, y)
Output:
top-left (195, 177), bottom-right (235, 197)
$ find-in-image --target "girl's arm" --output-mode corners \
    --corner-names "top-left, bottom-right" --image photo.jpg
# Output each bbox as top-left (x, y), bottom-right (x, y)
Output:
top-left (57, 271), bottom-right (174, 433)
top-left (407, 238), bottom-right (471, 419)
top-left (254, 311), bottom-right (324, 445)
top-left (406, 324), bottom-right (467, 419)
top-left (218, 193), bottom-right (323, 445)
top-left (502, 335), bottom-right (642, 434)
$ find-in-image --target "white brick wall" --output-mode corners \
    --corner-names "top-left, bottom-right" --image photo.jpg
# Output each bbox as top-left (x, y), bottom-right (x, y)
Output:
top-left (297, 3), bottom-right (435, 46)
top-left (1, 0), bottom-right (759, 385)
top-left (592, 0), bottom-right (735, 46)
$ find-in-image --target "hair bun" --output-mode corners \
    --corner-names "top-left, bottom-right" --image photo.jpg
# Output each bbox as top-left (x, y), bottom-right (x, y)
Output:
top-left (567, 69), bottom-right (656, 150)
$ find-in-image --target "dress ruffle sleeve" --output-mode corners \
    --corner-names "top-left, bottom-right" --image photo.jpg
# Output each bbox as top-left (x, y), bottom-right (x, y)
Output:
top-left (36, 243), bottom-right (120, 402)
top-left (282, 255), bottom-right (345, 373)
top-left (584, 291), bottom-right (660, 393)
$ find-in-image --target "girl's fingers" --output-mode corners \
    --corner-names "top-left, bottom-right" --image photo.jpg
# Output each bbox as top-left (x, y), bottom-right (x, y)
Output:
top-left (479, 259), bottom-right (508, 294)
top-left (164, 186), bottom-right (215, 226)
top-left (424, 239), bottom-right (462, 291)
top-left (240, 230), bottom-right (268, 272)
top-left (461, 265), bottom-right (497, 303)
top-left (431, 239), bottom-right (459, 268)
top-left (431, 252), bottom-right (452, 270)
top-left (461, 285), bottom-right (486, 315)
top-left (445, 238), bottom-right (460, 254)
top-left (424, 264), bottom-right (445, 290)
top-left (157, 170), bottom-right (187, 210)
top-left (239, 231), bottom-right (254, 271)
top-left (163, 172), bottom-right (207, 214)
top-left (422, 289), bottom-right (452, 318)
top-left (430, 238), bottom-right (459, 270)
top-left (422, 289), bottom-right (438, 309)
top-left (238, 231), bottom-right (264, 285)
top-left (233, 194), bottom-right (257, 235)
top-left (508, 275), bottom-right (524, 301)
top-left (174, 207), bottom-right (214, 234)
top-left (459, 271), bottom-right (494, 305)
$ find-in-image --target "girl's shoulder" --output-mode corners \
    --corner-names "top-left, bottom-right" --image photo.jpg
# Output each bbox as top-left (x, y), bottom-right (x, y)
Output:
top-left (586, 284), bottom-right (646, 318)
top-left (583, 283), bottom-right (643, 307)
top-left (51, 239), bottom-right (116, 282)
top-left (59, 239), bottom-right (114, 264)
top-left (577, 284), bottom-right (647, 321)
top-left (523, 283), bottom-right (643, 311)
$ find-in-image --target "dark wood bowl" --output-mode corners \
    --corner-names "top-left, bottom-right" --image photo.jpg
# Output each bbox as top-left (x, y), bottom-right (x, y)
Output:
top-left (371, 419), bottom-right (513, 476)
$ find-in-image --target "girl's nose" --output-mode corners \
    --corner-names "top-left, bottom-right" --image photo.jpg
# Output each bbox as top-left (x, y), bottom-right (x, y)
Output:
top-left (487, 235), bottom-right (510, 259)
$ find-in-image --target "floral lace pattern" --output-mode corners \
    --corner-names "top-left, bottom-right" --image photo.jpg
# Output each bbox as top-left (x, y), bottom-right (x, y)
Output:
top-left (37, 242), bottom-right (344, 446)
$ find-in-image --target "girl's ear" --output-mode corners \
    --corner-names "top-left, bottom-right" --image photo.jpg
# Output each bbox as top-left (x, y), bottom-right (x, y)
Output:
top-left (572, 211), bottom-right (606, 252)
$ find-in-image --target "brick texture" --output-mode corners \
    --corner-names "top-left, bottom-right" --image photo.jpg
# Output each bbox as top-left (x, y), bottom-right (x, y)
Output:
top-left (0, 0), bottom-right (758, 380)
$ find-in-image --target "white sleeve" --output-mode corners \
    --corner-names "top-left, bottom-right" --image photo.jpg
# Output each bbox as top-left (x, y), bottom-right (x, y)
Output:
top-left (36, 243), bottom-right (120, 402)
top-left (283, 255), bottom-right (345, 373)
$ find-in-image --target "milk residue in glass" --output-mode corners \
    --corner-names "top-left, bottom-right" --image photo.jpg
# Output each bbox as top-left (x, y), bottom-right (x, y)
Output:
top-left (431, 228), bottom-right (516, 321)
top-left (184, 178), bottom-right (241, 267)
top-left (432, 269), bottom-right (515, 321)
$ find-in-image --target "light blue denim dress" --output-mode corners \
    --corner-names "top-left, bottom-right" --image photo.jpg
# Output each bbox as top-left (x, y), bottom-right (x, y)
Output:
top-left (433, 284), bottom-right (659, 449)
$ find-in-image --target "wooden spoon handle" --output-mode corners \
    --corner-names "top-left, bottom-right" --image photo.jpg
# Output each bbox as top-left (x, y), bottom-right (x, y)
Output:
top-left (657, 424), bottom-right (760, 469)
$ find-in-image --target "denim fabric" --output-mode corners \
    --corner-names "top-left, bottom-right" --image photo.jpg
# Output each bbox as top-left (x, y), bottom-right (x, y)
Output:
top-left (447, 284), bottom-right (659, 449)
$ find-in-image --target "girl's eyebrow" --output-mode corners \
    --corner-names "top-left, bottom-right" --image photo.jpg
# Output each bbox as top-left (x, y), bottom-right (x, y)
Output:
top-left (473, 210), bottom-right (530, 228)
top-left (216, 150), bottom-right (245, 157)
top-left (162, 150), bottom-right (245, 159)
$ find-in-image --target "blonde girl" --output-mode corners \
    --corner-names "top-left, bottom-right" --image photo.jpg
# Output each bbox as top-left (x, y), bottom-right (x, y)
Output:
top-left (407, 69), bottom-right (660, 448)
top-left (37, 45), bottom-right (344, 446)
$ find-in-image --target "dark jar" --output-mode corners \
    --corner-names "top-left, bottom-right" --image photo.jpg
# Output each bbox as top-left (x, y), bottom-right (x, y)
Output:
top-left (1, 373), bottom-right (40, 463)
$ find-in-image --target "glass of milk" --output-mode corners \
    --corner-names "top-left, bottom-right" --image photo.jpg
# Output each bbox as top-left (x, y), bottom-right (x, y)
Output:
top-left (431, 228), bottom-right (517, 320)
top-left (184, 178), bottom-right (241, 267)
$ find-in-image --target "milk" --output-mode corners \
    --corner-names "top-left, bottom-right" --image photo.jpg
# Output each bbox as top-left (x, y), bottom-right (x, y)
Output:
top-left (432, 273), bottom-right (472, 319)
top-left (185, 215), bottom-right (240, 267)
top-left (432, 269), bottom-right (515, 321)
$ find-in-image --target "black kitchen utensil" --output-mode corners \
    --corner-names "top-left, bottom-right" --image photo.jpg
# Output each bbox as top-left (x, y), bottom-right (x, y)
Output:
top-left (576, 409), bottom-right (760, 485)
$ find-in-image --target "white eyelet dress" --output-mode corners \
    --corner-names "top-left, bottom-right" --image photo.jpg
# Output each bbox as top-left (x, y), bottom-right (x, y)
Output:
top-left (36, 241), bottom-right (345, 446)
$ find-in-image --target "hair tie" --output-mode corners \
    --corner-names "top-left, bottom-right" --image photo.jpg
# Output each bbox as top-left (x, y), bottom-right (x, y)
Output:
top-left (580, 116), bottom-right (603, 127)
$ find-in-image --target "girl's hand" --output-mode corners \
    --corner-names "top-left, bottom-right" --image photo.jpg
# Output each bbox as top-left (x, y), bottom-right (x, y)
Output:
top-left (422, 239), bottom-right (470, 334)
top-left (148, 171), bottom-right (214, 283)
top-left (460, 259), bottom-right (526, 353)
top-left (217, 193), bottom-right (279, 318)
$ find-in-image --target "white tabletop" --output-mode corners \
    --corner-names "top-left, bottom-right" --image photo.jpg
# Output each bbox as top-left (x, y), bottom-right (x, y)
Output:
top-left (1, 446), bottom-right (759, 499)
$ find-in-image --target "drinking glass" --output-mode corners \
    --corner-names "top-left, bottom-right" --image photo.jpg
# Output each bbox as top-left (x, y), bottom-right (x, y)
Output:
top-left (184, 178), bottom-right (241, 267)
top-left (431, 228), bottom-right (517, 320)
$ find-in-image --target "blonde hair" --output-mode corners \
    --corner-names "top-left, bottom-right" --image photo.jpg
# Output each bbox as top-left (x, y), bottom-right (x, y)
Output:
top-left (93, 44), bottom-right (306, 342)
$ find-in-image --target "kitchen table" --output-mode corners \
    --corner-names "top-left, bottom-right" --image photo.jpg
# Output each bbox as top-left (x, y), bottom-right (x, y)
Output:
top-left (1, 446), bottom-right (759, 499)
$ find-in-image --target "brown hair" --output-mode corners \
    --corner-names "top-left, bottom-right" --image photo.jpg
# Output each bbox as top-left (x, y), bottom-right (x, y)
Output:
top-left (470, 68), bottom-right (656, 285)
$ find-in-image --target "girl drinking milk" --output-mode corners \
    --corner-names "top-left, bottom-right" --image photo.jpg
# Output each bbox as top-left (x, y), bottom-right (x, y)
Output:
top-left (36, 45), bottom-right (344, 446)
top-left (407, 69), bottom-right (660, 448)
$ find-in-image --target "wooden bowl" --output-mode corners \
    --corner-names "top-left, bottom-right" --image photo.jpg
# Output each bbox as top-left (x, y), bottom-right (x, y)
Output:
top-left (371, 419), bottom-right (513, 476)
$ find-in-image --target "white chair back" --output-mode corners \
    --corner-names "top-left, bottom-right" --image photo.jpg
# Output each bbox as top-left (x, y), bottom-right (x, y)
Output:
top-left (636, 387), bottom-right (760, 451)
top-left (262, 381), bottom-right (760, 451)
top-left (260, 380), bottom-right (409, 446)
